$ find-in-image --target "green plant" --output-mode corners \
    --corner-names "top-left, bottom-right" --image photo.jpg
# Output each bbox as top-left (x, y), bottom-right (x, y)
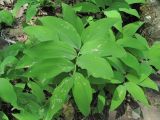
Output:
top-left (12, 0), bottom-right (52, 22)
top-left (74, 0), bottom-right (145, 24)
top-left (0, 10), bottom-right (14, 26)
top-left (0, 1), bottom-right (160, 120)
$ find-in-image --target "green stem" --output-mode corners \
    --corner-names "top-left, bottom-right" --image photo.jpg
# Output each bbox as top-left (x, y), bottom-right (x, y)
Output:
top-left (73, 52), bottom-right (80, 75)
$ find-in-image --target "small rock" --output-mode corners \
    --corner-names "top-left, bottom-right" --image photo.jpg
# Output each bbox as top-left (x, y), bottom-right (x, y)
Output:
top-left (132, 108), bottom-right (141, 119)
top-left (141, 105), bottom-right (160, 120)
top-left (108, 111), bottom-right (117, 120)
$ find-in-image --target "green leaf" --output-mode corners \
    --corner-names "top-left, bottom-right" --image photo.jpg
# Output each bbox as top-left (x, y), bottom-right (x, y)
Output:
top-left (62, 3), bottom-right (84, 35)
top-left (107, 57), bottom-right (126, 73)
top-left (109, 71), bottom-right (125, 84)
top-left (97, 91), bottom-right (106, 113)
top-left (13, 111), bottom-right (39, 120)
top-left (38, 16), bottom-right (81, 49)
top-left (120, 53), bottom-right (140, 73)
top-left (16, 55), bottom-right (34, 69)
top-left (135, 34), bottom-right (149, 49)
top-left (110, 85), bottom-right (126, 111)
top-left (2, 42), bottom-right (24, 58)
top-left (148, 43), bottom-right (160, 69)
top-left (25, 58), bottom-right (74, 81)
top-left (72, 73), bottom-right (92, 116)
top-left (126, 74), bottom-right (140, 83)
top-left (24, 26), bottom-right (59, 42)
top-left (74, 2), bottom-right (100, 13)
top-left (0, 56), bottom-right (18, 75)
top-left (125, 0), bottom-right (145, 4)
top-left (0, 10), bottom-right (13, 26)
top-left (24, 41), bottom-right (77, 60)
top-left (77, 54), bottom-right (113, 79)
top-left (107, 1), bottom-right (130, 11)
top-left (26, 4), bottom-right (39, 22)
top-left (148, 42), bottom-right (160, 58)
top-left (80, 39), bottom-right (126, 57)
top-left (104, 10), bottom-right (122, 31)
top-left (28, 81), bottom-right (45, 103)
top-left (45, 77), bottom-right (73, 120)
top-left (123, 22), bottom-right (144, 37)
top-left (81, 18), bottom-right (118, 43)
top-left (125, 82), bottom-right (149, 105)
top-left (89, 77), bottom-right (107, 84)
top-left (15, 92), bottom-right (42, 116)
top-left (149, 57), bottom-right (160, 70)
top-left (0, 111), bottom-right (9, 120)
top-left (0, 78), bottom-right (17, 106)
top-left (139, 63), bottom-right (153, 80)
top-left (139, 77), bottom-right (159, 91)
top-left (117, 37), bottom-right (149, 50)
top-left (119, 8), bottom-right (140, 18)
top-left (89, 0), bottom-right (106, 8)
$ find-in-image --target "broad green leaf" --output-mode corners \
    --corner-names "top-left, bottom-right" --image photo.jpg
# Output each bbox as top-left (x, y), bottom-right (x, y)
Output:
top-left (62, 3), bottom-right (84, 35)
top-left (139, 63), bottom-right (153, 80)
top-left (16, 55), bottom-right (34, 69)
top-left (107, 1), bottom-right (130, 11)
top-left (28, 81), bottom-right (45, 103)
top-left (126, 49), bottom-right (148, 60)
top-left (125, 0), bottom-right (145, 4)
top-left (104, 10), bottom-right (122, 31)
top-left (118, 37), bottom-right (145, 50)
top-left (13, 111), bottom-right (39, 120)
top-left (135, 34), bottom-right (149, 49)
top-left (38, 16), bottom-right (81, 49)
top-left (139, 77), bottom-right (159, 91)
top-left (0, 78), bottom-right (17, 106)
top-left (125, 82), bottom-right (149, 105)
top-left (148, 43), bottom-right (160, 69)
top-left (149, 57), bottom-right (160, 70)
top-left (126, 74), bottom-right (140, 83)
top-left (24, 26), bottom-right (59, 42)
top-left (0, 56), bottom-right (18, 74)
top-left (110, 85), bottom-right (126, 111)
top-left (80, 39), bottom-right (126, 57)
top-left (0, 10), bottom-right (13, 26)
top-left (103, 0), bottom-right (112, 6)
top-left (77, 54), bottom-right (113, 79)
top-left (72, 73), bottom-right (92, 116)
top-left (45, 77), bottom-right (73, 120)
top-left (81, 18), bottom-right (118, 43)
top-left (89, 0), bottom-right (106, 8)
top-left (26, 4), bottom-right (39, 22)
top-left (97, 91), bottom-right (106, 113)
top-left (74, 2), bottom-right (100, 13)
top-left (0, 111), bottom-right (9, 120)
top-left (107, 57), bottom-right (126, 73)
top-left (119, 8), bottom-right (140, 18)
top-left (2, 42), bottom-right (24, 58)
top-left (25, 58), bottom-right (74, 81)
top-left (109, 71), bottom-right (125, 84)
top-left (89, 77), bottom-right (107, 84)
top-left (120, 53), bottom-right (140, 73)
top-left (148, 42), bottom-right (160, 58)
top-left (117, 36), bottom-right (149, 51)
top-left (24, 41), bottom-right (77, 60)
top-left (123, 22), bottom-right (144, 37)
top-left (15, 92), bottom-right (42, 116)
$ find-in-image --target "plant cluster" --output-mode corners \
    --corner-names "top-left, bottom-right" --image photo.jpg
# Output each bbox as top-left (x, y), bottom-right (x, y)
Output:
top-left (0, 0), bottom-right (160, 120)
